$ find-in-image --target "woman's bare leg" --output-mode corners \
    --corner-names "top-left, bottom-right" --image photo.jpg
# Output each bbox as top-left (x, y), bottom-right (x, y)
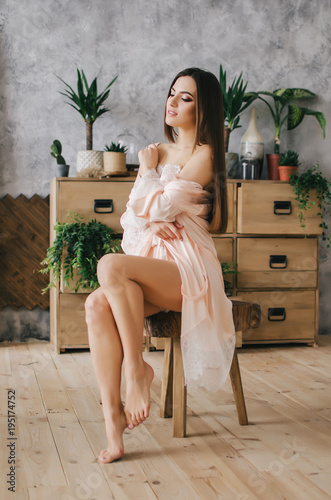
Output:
top-left (85, 288), bottom-right (126, 463)
top-left (97, 254), bottom-right (182, 430)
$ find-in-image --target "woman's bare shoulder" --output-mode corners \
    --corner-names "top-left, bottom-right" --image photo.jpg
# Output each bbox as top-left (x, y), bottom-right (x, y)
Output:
top-left (179, 145), bottom-right (213, 187)
top-left (193, 144), bottom-right (213, 160)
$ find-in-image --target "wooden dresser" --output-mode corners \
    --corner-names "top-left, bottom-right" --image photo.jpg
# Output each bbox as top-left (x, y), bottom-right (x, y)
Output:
top-left (50, 178), bottom-right (321, 352)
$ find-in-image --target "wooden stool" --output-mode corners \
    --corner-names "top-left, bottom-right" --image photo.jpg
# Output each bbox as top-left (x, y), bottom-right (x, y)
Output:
top-left (144, 298), bottom-right (261, 437)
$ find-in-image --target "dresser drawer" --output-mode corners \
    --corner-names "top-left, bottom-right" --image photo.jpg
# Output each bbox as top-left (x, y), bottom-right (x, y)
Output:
top-left (59, 293), bottom-right (89, 348)
top-left (213, 237), bottom-right (234, 291)
top-left (58, 179), bottom-right (134, 232)
top-left (237, 182), bottom-right (322, 235)
top-left (237, 290), bottom-right (317, 343)
top-left (237, 237), bottom-right (318, 288)
top-left (213, 237), bottom-right (234, 264)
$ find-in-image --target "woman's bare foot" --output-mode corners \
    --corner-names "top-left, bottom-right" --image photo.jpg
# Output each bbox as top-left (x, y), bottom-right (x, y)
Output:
top-left (124, 361), bottom-right (154, 429)
top-left (98, 408), bottom-right (127, 463)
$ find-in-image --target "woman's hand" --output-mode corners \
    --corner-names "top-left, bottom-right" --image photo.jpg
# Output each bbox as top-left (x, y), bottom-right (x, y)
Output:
top-left (149, 220), bottom-right (184, 240)
top-left (138, 144), bottom-right (158, 175)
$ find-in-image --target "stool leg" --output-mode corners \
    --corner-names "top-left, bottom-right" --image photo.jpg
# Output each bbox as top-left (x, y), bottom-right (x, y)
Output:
top-left (229, 349), bottom-right (248, 425)
top-left (160, 338), bottom-right (173, 418)
top-left (173, 337), bottom-right (187, 437)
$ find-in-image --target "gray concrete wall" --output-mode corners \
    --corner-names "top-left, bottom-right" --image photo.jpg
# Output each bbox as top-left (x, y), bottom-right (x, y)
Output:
top-left (1, 0), bottom-right (331, 339)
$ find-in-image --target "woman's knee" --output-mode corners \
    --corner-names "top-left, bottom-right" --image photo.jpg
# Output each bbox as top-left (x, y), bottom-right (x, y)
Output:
top-left (85, 289), bottom-right (109, 323)
top-left (97, 254), bottom-right (127, 288)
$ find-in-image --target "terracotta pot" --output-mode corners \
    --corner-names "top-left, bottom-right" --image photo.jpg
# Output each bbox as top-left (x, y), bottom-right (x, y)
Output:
top-left (266, 154), bottom-right (281, 180)
top-left (278, 166), bottom-right (298, 182)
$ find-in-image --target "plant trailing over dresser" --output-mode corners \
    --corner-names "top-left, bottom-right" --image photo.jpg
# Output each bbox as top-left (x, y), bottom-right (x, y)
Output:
top-left (40, 214), bottom-right (122, 292)
top-left (289, 163), bottom-right (331, 247)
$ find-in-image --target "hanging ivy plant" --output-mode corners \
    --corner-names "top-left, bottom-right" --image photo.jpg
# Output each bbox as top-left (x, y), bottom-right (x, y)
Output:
top-left (289, 163), bottom-right (331, 247)
top-left (40, 213), bottom-right (123, 292)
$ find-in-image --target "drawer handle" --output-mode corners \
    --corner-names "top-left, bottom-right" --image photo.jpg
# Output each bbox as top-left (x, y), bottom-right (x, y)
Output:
top-left (269, 255), bottom-right (288, 269)
top-left (273, 200), bottom-right (292, 215)
top-left (94, 199), bottom-right (113, 214)
top-left (268, 307), bottom-right (286, 322)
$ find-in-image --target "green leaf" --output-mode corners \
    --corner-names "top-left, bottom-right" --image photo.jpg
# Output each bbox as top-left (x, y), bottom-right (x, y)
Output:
top-left (288, 105), bottom-right (326, 138)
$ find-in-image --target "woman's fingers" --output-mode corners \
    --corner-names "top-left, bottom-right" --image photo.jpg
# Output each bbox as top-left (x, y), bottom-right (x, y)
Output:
top-left (149, 221), bottom-right (183, 240)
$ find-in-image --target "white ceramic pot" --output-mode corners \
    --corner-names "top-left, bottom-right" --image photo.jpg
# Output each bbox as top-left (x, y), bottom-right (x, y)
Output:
top-left (76, 151), bottom-right (103, 177)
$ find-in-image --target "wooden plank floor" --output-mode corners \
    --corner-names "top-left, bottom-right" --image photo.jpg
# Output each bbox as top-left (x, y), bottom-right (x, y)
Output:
top-left (1, 337), bottom-right (331, 500)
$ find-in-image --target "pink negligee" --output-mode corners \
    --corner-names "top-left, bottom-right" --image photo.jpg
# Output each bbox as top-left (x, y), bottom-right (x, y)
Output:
top-left (120, 164), bottom-right (235, 392)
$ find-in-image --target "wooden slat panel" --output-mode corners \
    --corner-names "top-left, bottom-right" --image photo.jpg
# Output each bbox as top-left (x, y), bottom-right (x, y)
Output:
top-left (0, 194), bottom-right (50, 310)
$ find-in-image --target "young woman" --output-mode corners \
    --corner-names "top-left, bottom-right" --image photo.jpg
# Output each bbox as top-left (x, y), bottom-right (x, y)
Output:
top-left (85, 68), bottom-right (235, 463)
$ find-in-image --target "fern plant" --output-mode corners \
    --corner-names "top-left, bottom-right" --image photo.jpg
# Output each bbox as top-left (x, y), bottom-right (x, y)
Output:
top-left (40, 214), bottom-right (122, 292)
top-left (289, 163), bottom-right (331, 247)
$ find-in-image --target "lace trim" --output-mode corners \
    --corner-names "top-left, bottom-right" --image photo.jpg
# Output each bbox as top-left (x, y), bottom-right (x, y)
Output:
top-left (181, 317), bottom-right (235, 392)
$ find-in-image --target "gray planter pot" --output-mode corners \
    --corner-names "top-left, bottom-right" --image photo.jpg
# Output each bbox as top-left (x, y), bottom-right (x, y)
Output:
top-left (56, 164), bottom-right (70, 177)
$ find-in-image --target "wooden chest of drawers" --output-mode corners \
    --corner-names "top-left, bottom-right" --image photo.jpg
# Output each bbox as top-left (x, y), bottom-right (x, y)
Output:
top-left (50, 178), bottom-right (321, 352)
top-left (233, 180), bottom-right (321, 345)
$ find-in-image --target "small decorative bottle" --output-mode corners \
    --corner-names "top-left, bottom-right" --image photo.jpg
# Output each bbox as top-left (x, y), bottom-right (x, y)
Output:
top-left (240, 108), bottom-right (264, 179)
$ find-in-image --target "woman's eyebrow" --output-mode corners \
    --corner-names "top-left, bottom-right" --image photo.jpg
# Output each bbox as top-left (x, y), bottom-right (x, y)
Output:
top-left (171, 87), bottom-right (194, 97)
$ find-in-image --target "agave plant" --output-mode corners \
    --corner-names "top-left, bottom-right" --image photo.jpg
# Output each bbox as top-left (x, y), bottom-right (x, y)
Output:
top-left (57, 69), bottom-right (118, 150)
top-left (219, 64), bottom-right (256, 152)
top-left (104, 142), bottom-right (128, 153)
top-left (278, 149), bottom-right (301, 167)
top-left (248, 88), bottom-right (326, 154)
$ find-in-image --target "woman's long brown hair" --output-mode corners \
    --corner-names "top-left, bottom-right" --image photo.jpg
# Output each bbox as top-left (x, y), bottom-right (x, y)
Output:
top-left (164, 67), bottom-right (228, 234)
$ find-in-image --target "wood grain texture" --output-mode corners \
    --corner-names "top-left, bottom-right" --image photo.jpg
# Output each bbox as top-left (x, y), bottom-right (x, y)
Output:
top-left (0, 194), bottom-right (50, 310)
top-left (1, 340), bottom-right (331, 499)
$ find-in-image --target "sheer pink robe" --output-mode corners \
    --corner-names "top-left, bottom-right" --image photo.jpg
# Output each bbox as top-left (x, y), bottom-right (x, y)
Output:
top-left (120, 164), bottom-right (235, 392)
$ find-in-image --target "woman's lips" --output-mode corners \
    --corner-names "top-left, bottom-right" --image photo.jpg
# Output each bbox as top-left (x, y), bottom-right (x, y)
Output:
top-left (167, 109), bottom-right (177, 116)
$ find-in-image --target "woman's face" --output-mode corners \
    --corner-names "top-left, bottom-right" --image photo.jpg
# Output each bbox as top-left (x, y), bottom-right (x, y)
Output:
top-left (165, 76), bottom-right (197, 131)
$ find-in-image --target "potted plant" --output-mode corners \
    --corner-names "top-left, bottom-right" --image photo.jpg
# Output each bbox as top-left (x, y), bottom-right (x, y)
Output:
top-left (246, 87), bottom-right (326, 180)
top-left (219, 65), bottom-right (256, 178)
top-left (57, 69), bottom-right (118, 177)
top-left (40, 214), bottom-right (122, 293)
top-left (289, 163), bottom-right (331, 247)
top-left (219, 64), bottom-right (256, 152)
top-left (103, 142), bottom-right (128, 175)
top-left (278, 149), bottom-right (301, 181)
top-left (50, 139), bottom-right (70, 177)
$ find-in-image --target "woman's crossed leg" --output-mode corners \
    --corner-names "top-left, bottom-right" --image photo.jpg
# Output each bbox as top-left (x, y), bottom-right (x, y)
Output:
top-left (85, 253), bottom-right (182, 463)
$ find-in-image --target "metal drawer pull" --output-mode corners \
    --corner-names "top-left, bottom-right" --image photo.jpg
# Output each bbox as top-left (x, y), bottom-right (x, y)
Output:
top-left (273, 200), bottom-right (292, 215)
top-left (269, 255), bottom-right (288, 269)
top-left (268, 307), bottom-right (286, 321)
top-left (94, 199), bottom-right (114, 214)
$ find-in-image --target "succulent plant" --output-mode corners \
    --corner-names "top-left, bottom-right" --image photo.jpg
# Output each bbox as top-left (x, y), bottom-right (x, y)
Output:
top-left (278, 149), bottom-right (301, 167)
top-left (50, 140), bottom-right (66, 165)
top-left (104, 142), bottom-right (128, 153)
